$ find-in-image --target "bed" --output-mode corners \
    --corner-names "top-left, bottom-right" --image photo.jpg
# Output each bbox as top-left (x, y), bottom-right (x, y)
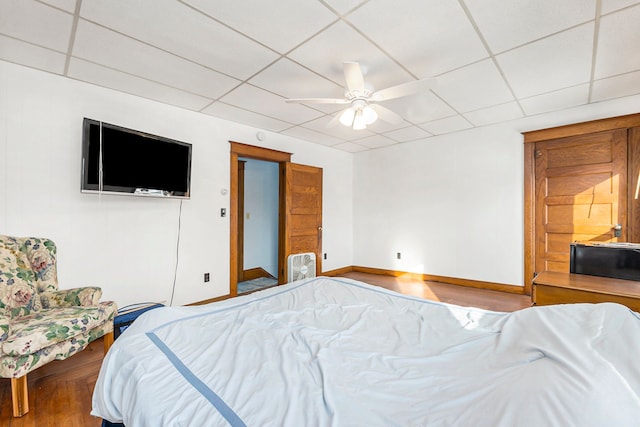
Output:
top-left (92, 276), bottom-right (640, 426)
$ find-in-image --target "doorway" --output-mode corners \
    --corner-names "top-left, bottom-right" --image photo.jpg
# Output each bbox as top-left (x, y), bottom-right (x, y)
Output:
top-left (237, 157), bottom-right (280, 294)
top-left (229, 141), bottom-right (324, 297)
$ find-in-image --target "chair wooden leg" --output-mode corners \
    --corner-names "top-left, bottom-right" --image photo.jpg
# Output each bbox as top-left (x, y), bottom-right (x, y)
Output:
top-left (103, 330), bottom-right (114, 354)
top-left (11, 375), bottom-right (29, 417)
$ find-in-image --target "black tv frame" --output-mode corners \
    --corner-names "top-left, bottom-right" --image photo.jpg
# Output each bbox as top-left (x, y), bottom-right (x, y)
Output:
top-left (81, 118), bottom-right (192, 199)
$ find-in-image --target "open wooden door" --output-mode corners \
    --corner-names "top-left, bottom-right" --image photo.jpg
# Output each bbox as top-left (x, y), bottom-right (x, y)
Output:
top-left (281, 163), bottom-right (323, 282)
top-left (534, 129), bottom-right (628, 274)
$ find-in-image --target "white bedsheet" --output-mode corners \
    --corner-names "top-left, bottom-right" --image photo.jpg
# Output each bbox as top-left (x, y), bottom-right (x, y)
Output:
top-left (92, 277), bottom-right (640, 426)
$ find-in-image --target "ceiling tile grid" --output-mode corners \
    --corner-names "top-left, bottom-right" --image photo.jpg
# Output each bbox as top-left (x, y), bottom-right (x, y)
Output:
top-left (0, 0), bottom-right (639, 152)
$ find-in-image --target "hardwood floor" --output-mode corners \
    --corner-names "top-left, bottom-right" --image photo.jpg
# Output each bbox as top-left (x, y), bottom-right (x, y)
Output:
top-left (0, 273), bottom-right (531, 425)
top-left (0, 339), bottom-right (104, 426)
top-left (339, 272), bottom-right (531, 312)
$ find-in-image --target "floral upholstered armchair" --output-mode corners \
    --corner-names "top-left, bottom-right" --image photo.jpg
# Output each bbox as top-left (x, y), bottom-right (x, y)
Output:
top-left (0, 235), bottom-right (117, 417)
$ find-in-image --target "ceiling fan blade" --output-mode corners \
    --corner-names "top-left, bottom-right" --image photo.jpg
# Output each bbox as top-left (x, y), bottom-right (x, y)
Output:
top-left (370, 78), bottom-right (437, 102)
top-left (343, 61), bottom-right (365, 95)
top-left (369, 104), bottom-right (404, 124)
top-left (285, 97), bottom-right (350, 104)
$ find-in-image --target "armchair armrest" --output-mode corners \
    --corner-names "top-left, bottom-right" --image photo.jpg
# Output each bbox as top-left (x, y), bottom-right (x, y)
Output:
top-left (39, 287), bottom-right (103, 309)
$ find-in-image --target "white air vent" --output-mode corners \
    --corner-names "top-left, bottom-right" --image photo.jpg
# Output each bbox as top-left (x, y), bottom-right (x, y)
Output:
top-left (287, 252), bottom-right (316, 283)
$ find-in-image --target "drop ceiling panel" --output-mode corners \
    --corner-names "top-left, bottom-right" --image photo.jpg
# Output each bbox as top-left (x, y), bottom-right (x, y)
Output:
top-left (332, 141), bottom-right (369, 152)
top-left (323, 0), bottom-right (368, 15)
top-left (183, 0), bottom-right (337, 54)
top-left (364, 117), bottom-right (409, 134)
top-left (281, 126), bottom-right (344, 147)
top-left (463, 102), bottom-right (523, 127)
top-left (348, 0), bottom-right (489, 77)
top-left (497, 23), bottom-right (594, 98)
top-left (0, 35), bottom-right (66, 74)
top-left (219, 84), bottom-right (323, 124)
top-left (383, 126), bottom-right (433, 143)
top-left (519, 84), bottom-right (589, 115)
top-left (303, 115), bottom-right (374, 140)
top-left (80, 0), bottom-right (278, 80)
top-left (72, 20), bottom-right (240, 99)
top-left (201, 102), bottom-right (293, 132)
top-left (433, 59), bottom-right (514, 113)
top-left (249, 58), bottom-right (344, 100)
top-left (288, 21), bottom-right (413, 90)
top-left (601, 0), bottom-right (640, 14)
top-left (0, 0), bottom-right (73, 51)
top-left (465, 0), bottom-right (596, 53)
top-left (591, 71), bottom-right (640, 101)
top-left (352, 134), bottom-right (397, 149)
top-left (594, 5), bottom-right (640, 79)
top-left (380, 92), bottom-right (456, 124)
top-left (68, 58), bottom-right (213, 111)
top-left (419, 115), bottom-right (473, 135)
top-left (40, 0), bottom-right (76, 13)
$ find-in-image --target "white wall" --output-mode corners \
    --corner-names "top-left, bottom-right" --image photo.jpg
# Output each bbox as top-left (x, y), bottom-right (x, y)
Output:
top-left (353, 94), bottom-right (640, 288)
top-left (242, 158), bottom-right (279, 278)
top-left (0, 60), bottom-right (353, 307)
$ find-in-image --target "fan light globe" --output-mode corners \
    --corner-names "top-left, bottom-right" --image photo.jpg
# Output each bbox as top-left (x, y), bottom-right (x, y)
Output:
top-left (353, 110), bottom-right (366, 130)
top-left (339, 108), bottom-right (355, 126)
top-left (362, 105), bottom-right (377, 125)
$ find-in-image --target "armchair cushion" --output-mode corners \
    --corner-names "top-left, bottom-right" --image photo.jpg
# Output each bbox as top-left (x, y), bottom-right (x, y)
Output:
top-left (2, 302), bottom-right (115, 357)
top-left (0, 301), bottom-right (116, 378)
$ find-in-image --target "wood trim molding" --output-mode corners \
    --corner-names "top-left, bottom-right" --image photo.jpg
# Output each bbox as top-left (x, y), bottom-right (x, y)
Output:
top-left (230, 141), bottom-right (291, 162)
top-left (629, 127), bottom-right (640, 242)
top-left (522, 113), bottom-right (640, 143)
top-left (523, 142), bottom-right (535, 295)
top-left (242, 267), bottom-right (275, 281)
top-left (321, 266), bottom-right (355, 276)
top-left (229, 142), bottom-right (292, 297)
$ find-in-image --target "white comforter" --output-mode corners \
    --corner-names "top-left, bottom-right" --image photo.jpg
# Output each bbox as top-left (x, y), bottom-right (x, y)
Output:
top-left (92, 277), bottom-right (640, 426)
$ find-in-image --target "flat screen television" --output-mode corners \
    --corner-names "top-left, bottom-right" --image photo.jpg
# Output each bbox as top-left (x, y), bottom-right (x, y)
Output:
top-left (81, 118), bottom-right (192, 198)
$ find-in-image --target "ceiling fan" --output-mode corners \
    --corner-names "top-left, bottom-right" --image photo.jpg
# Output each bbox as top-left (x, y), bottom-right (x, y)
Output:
top-left (285, 61), bottom-right (436, 130)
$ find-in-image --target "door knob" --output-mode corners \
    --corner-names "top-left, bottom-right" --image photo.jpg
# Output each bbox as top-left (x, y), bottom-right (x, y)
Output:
top-left (613, 224), bottom-right (622, 237)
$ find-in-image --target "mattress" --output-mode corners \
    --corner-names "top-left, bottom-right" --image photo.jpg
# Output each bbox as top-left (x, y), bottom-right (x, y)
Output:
top-left (92, 276), bottom-right (640, 426)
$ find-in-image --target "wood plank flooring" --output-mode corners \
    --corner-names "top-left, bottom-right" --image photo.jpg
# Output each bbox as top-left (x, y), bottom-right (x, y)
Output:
top-left (0, 273), bottom-right (531, 425)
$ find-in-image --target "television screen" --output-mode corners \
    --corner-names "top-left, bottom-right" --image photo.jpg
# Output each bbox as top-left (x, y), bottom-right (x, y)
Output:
top-left (82, 118), bottom-right (192, 198)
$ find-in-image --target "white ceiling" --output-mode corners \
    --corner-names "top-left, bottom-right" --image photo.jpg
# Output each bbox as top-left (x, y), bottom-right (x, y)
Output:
top-left (2, 0), bottom-right (639, 152)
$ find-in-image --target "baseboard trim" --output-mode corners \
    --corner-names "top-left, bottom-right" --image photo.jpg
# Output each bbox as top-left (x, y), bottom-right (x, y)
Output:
top-left (242, 267), bottom-right (275, 281)
top-left (323, 265), bottom-right (524, 295)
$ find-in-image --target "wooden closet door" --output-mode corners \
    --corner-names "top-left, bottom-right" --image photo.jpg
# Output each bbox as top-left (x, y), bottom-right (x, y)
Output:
top-left (534, 129), bottom-right (628, 274)
top-left (282, 163), bottom-right (323, 279)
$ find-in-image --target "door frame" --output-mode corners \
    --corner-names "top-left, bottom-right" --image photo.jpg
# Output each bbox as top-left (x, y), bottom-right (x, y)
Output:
top-left (522, 113), bottom-right (640, 295)
top-left (229, 142), bottom-right (291, 296)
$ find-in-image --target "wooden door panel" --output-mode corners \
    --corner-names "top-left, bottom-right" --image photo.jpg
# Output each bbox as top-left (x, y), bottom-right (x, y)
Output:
top-left (547, 204), bottom-right (612, 225)
top-left (546, 139), bottom-right (614, 168)
top-left (546, 194), bottom-right (615, 205)
top-left (547, 173), bottom-right (614, 196)
top-left (284, 163), bottom-right (323, 279)
top-left (535, 129), bottom-right (627, 274)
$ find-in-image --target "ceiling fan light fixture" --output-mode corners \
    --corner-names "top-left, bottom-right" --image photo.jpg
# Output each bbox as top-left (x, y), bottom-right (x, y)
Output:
top-left (362, 105), bottom-right (377, 125)
top-left (353, 109), bottom-right (367, 130)
top-left (339, 108), bottom-right (355, 127)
